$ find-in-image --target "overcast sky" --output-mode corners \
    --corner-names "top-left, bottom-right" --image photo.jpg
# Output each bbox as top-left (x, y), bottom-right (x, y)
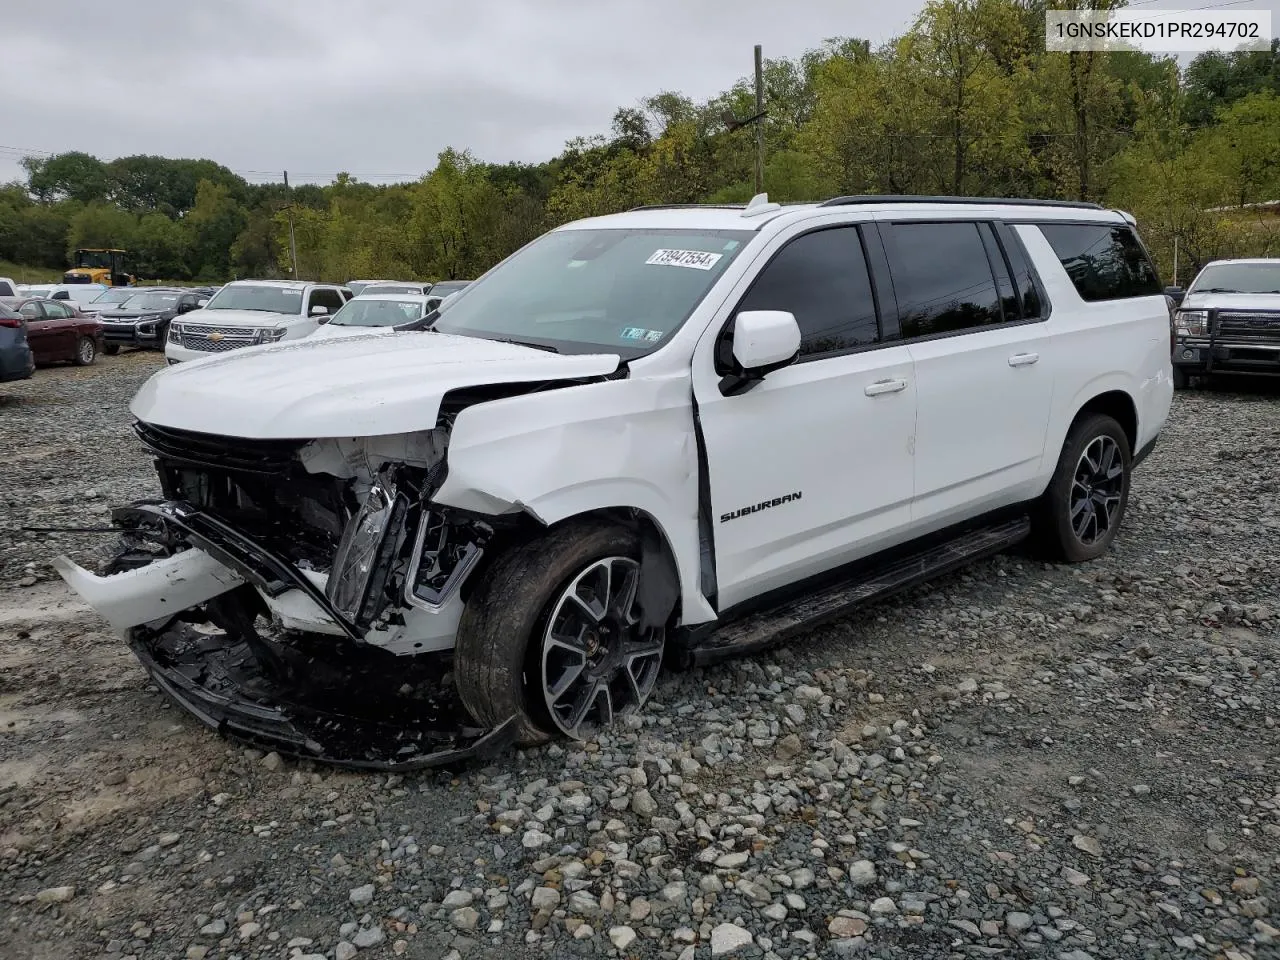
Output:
top-left (3, 0), bottom-right (1277, 188)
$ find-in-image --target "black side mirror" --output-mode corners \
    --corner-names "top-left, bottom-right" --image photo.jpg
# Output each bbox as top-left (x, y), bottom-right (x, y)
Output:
top-left (1164, 286), bottom-right (1185, 307)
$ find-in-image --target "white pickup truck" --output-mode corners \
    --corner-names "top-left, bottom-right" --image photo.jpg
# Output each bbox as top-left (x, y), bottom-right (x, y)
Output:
top-left (164, 279), bottom-right (351, 363)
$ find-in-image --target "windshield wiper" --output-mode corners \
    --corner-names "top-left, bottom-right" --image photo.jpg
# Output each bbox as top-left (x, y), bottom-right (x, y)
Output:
top-left (489, 336), bottom-right (560, 354)
top-left (1192, 287), bottom-right (1240, 294)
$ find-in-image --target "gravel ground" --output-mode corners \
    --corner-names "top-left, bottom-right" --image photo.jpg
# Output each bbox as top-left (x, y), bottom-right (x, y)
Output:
top-left (1, 356), bottom-right (1278, 960)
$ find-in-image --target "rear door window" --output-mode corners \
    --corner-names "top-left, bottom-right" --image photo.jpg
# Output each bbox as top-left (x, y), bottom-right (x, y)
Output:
top-left (883, 222), bottom-right (1004, 338)
top-left (308, 288), bottom-right (346, 314)
top-left (1037, 223), bottom-right (1162, 301)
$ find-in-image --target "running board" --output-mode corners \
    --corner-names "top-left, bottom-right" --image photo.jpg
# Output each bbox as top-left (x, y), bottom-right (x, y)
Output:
top-left (685, 516), bottom-right (1030, 666)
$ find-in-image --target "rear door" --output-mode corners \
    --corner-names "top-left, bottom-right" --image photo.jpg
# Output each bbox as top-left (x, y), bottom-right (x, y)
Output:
top-left (877, 218), bottom-right (1056, 528)
top-left (21, 302), bottom-right (59, 360)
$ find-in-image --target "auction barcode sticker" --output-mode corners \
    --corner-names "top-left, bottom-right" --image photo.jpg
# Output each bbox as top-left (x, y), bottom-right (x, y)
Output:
top-left (646, 249), bottom-right (723, 270)
top-left (1046, 9), bottom-right (1272, 53)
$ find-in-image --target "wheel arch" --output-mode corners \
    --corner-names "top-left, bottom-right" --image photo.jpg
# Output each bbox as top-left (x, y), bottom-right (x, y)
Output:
top-left (1070, 389), bottom-right (1138, 454)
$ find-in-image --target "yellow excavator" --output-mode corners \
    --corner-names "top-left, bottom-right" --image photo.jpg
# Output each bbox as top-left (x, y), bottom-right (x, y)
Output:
top-left (63, 248), bottom-right (134, 286)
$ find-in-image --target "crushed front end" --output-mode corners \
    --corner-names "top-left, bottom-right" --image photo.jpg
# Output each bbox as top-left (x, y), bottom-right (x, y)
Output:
top-left (54, 421), bottom-right (516, 770)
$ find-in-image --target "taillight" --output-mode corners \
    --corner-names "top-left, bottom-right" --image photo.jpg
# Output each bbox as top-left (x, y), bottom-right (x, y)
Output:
top-left (0, 317), bottom-right (22, 329)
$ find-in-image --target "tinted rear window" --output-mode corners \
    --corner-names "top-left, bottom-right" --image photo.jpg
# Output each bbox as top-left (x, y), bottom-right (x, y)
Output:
top-left (1037, 223), bottom-right (1161, 301)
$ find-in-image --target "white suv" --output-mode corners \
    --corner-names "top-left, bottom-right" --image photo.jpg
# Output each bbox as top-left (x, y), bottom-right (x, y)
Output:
top-left (56, 194), bottom-right (1173, 768)
top-left (164, 279), bottom-right (351, 363)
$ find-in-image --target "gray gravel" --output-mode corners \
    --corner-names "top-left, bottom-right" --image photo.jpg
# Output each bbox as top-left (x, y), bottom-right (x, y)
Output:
top-left (2, 359), bottom-right (1278, 960)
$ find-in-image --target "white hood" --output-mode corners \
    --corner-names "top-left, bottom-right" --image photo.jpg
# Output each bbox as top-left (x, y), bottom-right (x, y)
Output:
top-left (132, 332), bottom-right (622, 439)
top-left (306, 323), bottom-right (397, 341)
top-left (179, 307), bottom-right (296, 328)
top-left (1180, 292), bottom-right (1280, 312)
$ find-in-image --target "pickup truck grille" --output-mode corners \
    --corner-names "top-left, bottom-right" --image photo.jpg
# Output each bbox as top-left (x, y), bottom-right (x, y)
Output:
top-left (1216, 311), bottom-right (1280, 343)
top-left (135, 421), bottom-right (304, 474)
top-left (179, 324), bottom-right (256, 353)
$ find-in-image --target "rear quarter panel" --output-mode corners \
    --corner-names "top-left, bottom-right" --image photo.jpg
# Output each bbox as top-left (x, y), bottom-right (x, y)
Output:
top-left (1016, 223), bottom-right (1173, 482)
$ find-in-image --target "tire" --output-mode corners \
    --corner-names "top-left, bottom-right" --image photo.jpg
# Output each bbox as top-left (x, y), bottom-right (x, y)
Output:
top-left (1032, 413), bottom-right (1132, 563)
top-left (104, 344), bottom-right (121, 356)
top-left (454, 519), bottom-right (666, 745)
top-left (74, 337), bottom-right (97, 366)
top-left (1171, 366), bottom-right (1189, 390)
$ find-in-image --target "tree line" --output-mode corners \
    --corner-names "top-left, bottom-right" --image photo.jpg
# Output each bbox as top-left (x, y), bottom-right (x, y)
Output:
top-left (2, 0), bottom-right (1278, 285)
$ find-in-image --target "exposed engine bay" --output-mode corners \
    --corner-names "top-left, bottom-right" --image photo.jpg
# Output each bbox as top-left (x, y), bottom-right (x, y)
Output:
top-left (54, 419), bottom-right (522, 769)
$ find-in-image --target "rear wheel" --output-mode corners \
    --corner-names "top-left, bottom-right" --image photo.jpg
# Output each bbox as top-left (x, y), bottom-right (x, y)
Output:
top-left (454, 520), bottom-right (666, 744)
top-left (74, 337), bottom-right (97, 366)
top-left (1032, 413), bottom-right (1131, 563)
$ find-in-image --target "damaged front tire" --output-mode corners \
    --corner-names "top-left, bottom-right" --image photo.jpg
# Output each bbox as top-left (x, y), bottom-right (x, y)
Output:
top-left (454, 520), bottom-right (666, 745)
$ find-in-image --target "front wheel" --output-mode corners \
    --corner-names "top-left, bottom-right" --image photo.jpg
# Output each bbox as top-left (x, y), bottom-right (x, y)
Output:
top-left (1032, 413), bottom-right (1132, 563)
top-left (74, 337), bottom-right (97, 366)
top-left (454, 520), bottom-right (666, 744)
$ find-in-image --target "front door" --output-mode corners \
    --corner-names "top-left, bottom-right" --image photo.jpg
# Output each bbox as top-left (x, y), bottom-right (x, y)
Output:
top-left (692, 223), bottom-right (918, 610)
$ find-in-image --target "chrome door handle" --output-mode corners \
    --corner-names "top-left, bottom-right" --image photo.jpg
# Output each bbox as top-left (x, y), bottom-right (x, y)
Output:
top-left (864, 378), bottom-right (908, 396)
top-left (1008, 352), bottom-right (1040, 367)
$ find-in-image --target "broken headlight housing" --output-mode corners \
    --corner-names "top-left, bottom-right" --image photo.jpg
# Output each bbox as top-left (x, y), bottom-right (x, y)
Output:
top-left (1175, 309), bottom-right (1209, 337)
top-left (326, 471), bottom-right (409, 626)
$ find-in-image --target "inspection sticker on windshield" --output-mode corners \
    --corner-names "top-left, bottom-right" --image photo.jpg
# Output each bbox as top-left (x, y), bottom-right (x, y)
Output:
top-left (620, 327), bottom-right (664, 342)
top-left (645, 248), bottom-right (723, 270)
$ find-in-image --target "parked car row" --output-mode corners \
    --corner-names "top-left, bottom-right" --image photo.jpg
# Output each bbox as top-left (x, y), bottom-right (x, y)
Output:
top-left (0, 295), bottom-right (103, 379)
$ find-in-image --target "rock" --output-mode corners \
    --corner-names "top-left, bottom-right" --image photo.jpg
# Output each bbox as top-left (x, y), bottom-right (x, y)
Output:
top-left (609, 926), bottom-right (637, 950)
top-left (1206, 831), bottom-right (1228, 853)
top-left (829, 917), bottom-right (867, 938)
top-left (870, 897), bottom-right (897, 915)
top-left (237, 921), bottom-right (261, 940)
top-left (349, 883), bottom-right (376, 906)
top-left (335, 942), bottom-right (358, 960)
top-left (573, 923), bottom-right (595, 940)
top-left (441, 890), bottom-right (473, 909)
top-left (776, 734), bottom-right (804, 760)
top-left (784, 704), bottom-right (806, 725)
top-left (1006, 912), bottom-right (1033, 935)
top-left (157, 832), bottom-right (181, 847)
top-left (1061, 867), bottom-right (1090, 887)
top-left (199, 919), bottom-right (227, 937)
top-left (522, 829), bottom-right (552, 849)
top-left (715, 850), bottom-right (750, 869)
top-left (531, 887), bottom-right (560, 912)
top-left (629, 898), bottom-right (651, 921)
top-left (1072, 834), bottom-right (1103, 857)
top-left (353, 925), bottom-right (385, 949)
top-left (762, 903), bottom-right (788, 921)
top-left (631, 788), bottom-right (658, 819)
top-left (451, 907), bottom-right (480, 931)
top-left (710, 922), bottom-right (753, 955)
top-left (261, 751), bottom-right (283, 771)
top-left (848, 860), bottom-right (877, 887)
top-left (35, 886), bottom-right (75, 903)
top-left (957, 678), bottom-right (979, 694)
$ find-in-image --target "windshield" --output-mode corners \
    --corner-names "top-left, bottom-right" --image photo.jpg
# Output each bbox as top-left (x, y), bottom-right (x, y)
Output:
top-left (1189, 262), bottom-right (1280, 295)
top-left (76, 250), bottom-right (114, 269)
top-left (122, 292), bottom-right (180, 310)
top-left (92, 289), bottom-right (137, 305)
top-left (430, 229), bottom-right (753, 356)
top-left (430, 281), bottom-right (470, 297)
top-left (204, 284), bottom-right (305, 314)
top-left (359, 284), bottom-right (422, 296)
top-left (24, 287), bottom-right (52, 299)
top-left (331, 298), bottom-right (427, 327)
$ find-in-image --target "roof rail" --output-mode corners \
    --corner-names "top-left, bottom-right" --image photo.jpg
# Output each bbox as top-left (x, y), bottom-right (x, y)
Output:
top-left (626, 203), bottom-right (748, 212)
top-left (817, 194), bottom-right (1105, 211)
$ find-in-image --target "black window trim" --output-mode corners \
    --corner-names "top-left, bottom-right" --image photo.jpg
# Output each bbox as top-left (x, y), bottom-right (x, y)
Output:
top-left (715, 221), bottom-right (895, 372)
top-left (880, 218), bottom-right (1055, 349)
top-left (993, 221), bottom-right (1052, 322)
top-left (1028, 218), bottom-right (1165, 302)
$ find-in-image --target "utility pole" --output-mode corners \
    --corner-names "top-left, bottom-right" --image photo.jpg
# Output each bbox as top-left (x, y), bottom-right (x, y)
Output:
top-left (283, 170), bottom-right (299, 279)
top-left (753, 44), bottom-right (765, 194)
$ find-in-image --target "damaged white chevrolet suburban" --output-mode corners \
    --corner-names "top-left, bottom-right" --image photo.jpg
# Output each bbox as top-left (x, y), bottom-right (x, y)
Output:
top-left (55, 194), bottom-right (1174, 769)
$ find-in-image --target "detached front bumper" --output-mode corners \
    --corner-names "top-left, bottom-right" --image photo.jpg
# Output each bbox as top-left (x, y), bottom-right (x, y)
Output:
top-left (128, 620), bottom-right (516, 770)
top-left (54, 499), bottom-right (514, 770)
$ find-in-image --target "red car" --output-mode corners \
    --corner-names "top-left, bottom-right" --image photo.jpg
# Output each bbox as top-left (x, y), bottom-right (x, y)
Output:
top-left (0, 297), bottom-right (104, 366)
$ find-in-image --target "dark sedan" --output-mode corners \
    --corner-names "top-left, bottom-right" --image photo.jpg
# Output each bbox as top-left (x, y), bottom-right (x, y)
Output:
top-left (97, 288), bottom-right (204, 353)
top-left (1, 297), bottom-right (104, 366)
top-left (0, 301), bottom-right (35, 382)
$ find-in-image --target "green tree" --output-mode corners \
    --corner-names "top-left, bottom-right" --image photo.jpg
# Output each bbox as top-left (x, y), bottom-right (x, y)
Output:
top-left (185, 180), bottom-right (247, 279)
top-left (23, 152), bottom-right (111, 204)
top-left (66, 203), bottom-right (138, 257)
